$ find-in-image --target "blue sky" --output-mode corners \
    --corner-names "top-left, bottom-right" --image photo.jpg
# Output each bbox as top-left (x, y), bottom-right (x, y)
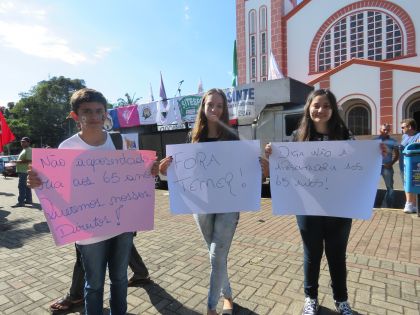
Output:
top-left (0, 0), bottom-right (236, 106)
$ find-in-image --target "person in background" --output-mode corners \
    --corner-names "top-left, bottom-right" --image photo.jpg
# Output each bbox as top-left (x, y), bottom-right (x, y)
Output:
top-left (374, 123), bottom-right (399, 208)
top-left (14, 137), bottom-right (32, 207)
top-left (399, 118), bottom-right (420, 213)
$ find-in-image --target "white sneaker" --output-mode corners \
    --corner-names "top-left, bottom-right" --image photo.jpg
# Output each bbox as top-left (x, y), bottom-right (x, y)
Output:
top-left (302, 297), bottom-right (319, 315)
top-left (404, 203), bottom-right (417, 213)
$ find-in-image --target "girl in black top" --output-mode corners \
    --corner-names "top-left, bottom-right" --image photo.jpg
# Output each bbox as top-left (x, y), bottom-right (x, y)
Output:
top-left (265, 89), bottom-right (354, 315)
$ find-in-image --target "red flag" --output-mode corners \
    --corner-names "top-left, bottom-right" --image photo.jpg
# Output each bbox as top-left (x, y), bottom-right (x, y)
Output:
top-left (0, 111), bottom-right (15, 151)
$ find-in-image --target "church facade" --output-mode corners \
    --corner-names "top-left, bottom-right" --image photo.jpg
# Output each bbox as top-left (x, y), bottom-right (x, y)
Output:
top-left (236, 0), bottom-right (420, 135)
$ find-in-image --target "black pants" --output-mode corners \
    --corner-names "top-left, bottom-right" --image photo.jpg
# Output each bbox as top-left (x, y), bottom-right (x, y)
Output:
top-left (69, 242), bottom-right (149, 300)
top-left (296, 215), bottom-right (352, 302)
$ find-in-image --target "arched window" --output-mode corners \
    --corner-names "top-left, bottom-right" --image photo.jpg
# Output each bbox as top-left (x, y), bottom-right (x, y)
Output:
top-left (347, 105), bottom-right (371, 135)
top-left (317, 10), bottom-right (404, 72)
top-left (408, 99), bottom-right (420, 131)
top-left (259, 6), bottom-right (267, 80)
top-left (249, 10), bottom-right (257, 81)
top-left (259, 6), bottom-right (267, 31)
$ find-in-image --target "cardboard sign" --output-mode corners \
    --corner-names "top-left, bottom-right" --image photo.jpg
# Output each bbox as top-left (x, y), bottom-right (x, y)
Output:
top-left (32, 149), bottom-right (156, 245)
top-left (166, 140), bottom-right (261, 214)
top-left (269, 140), bottom-right (382, 219)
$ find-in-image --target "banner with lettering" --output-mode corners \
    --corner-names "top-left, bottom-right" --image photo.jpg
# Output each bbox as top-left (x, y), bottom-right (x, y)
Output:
top-left (225, 87), bottom-right (255, 121)
top-left (177, 95), bottom-right (201, 123)
top-left (269, 140), bottom-right (382, 219)
top-left (166, 140), bottom-right (261, 214)
top-left (32, 149), bottom-right (156, 246)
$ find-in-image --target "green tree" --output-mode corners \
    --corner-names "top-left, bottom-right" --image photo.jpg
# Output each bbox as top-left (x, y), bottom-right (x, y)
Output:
top-left (10, 76), bottom-right (86, 148)
top-left (117, 93), bottom-right (141, 107)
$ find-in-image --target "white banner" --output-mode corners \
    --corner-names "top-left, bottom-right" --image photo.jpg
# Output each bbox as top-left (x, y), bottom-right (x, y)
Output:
top-left (137, 102), bottom-right (158, 125)
top-left (225, 87), bottom-right (255, 120)
top-left (156, 99), bottom-right (182, 126)
top-left (166, 140), bottom-right (261, 214)
top-left (269, 140), bottom-right (382, 219)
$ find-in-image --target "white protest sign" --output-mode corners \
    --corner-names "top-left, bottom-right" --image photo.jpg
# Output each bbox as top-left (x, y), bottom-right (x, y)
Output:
top-left (166, 140), bottom-right (261, 214)
top-left (269, 140), bottom-right (382, 219)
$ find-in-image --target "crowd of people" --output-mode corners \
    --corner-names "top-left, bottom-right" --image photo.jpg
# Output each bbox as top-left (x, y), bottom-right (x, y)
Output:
top-left (22, 87), bottom-right (416, 315)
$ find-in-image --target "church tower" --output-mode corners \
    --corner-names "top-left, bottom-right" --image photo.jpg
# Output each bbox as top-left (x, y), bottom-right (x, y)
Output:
top-left (236, 0), bottom-right (297, 85)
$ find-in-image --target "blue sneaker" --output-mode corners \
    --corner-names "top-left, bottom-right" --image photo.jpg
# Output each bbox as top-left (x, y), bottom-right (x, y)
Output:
top-left (335, 301), bottom-right (353, 315)
top-left (302, 297), bottom-right (319, 315)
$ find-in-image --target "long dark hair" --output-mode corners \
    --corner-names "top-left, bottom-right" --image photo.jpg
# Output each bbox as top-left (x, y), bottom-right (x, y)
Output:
top-left (295, 89), bottom-right (350, 141)
top-left (191, 88), bottom-right (231, 143)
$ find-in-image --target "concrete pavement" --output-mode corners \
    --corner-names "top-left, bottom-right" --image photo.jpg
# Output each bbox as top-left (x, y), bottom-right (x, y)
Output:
top-left (0, 176), bottom-right (419, 315)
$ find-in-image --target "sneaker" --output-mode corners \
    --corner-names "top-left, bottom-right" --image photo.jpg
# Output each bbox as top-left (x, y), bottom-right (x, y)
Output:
top-left (335, 301), bottom-right (353, 315)
top-left (127, 275), bottom-right (152, 287)
top-left (302, 297), bottom-right (319, 315)
top-left (403, 203), bottom-right (417, 213)
top-left (11, 203), bottom-right (25, 208)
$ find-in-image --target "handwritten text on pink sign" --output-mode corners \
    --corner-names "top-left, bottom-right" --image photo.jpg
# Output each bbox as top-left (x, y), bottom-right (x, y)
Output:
top-left (32, 149), bottom-right (156, 246)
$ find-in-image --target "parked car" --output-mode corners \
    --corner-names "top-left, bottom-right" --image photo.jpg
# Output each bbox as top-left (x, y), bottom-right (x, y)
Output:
top-left (0, 156), bottom-right (8, 174)
top-left (2, 155), bottom-right (18, 177)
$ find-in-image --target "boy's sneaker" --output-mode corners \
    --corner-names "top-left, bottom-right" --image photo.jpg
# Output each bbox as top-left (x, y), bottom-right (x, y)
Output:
top-left (335, 301), bottom-right (353, 315)
top-left (302, 297), bottom-right (319, 315)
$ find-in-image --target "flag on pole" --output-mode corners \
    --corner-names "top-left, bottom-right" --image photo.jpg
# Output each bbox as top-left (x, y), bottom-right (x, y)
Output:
top-left (268, 51), bottom-right (284, 80)
top-left (149, 82), bottom-right (154, 102)
top-left (198, 78), bottom-right (203, 94)
top-left (232, 40), bottom-right (238, 87)
top-left (0, 111), bottom-right (15, 152)
top-left (159, 71), bottom-right (168, 108)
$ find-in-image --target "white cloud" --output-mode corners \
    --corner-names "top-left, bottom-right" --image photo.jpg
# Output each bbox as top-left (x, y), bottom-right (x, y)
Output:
top-left (93, 47), bottom-right (112, 61)
top-left (20, 8), bottom-right (46, 20)
top-left (0, 21), bottom-right (87, 64)
top-left (184, 5), bottom-right (190, 20)
top-left (0, 2), bottom-right (112, 65)
top-left (0, 1), bottom-right (14, 14)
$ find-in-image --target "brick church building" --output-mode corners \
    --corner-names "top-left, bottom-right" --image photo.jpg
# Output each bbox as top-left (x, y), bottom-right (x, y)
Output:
top-left (236, 0), bottom-right (420, 135)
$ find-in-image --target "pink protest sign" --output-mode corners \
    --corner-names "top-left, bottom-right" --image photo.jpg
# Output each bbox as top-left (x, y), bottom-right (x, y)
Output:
top-left (32, 149), bottom-right (156, 246)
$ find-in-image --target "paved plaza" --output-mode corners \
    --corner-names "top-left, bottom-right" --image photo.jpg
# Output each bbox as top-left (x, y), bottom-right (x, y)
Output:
top-left (0, 177), bottom-right (419, 315)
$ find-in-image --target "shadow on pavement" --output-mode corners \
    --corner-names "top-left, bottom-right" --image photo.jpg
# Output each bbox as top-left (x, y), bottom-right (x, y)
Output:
top-left (143, 281), bottom-right (202, 315)
top-left (0, 209), bottom-right (11, 220)
top-left (319, 306), bottom-right (361, 314)
top-left (103, 309), bottom-right (137, 315)
top-left (234, 303), bottom-right (259, 315)
top-left (0, 191), bottom-right (15, 197)
top-left (33, 221), bottom-right (50, 233)
top-left (0, 218), bottom-right (50, 249)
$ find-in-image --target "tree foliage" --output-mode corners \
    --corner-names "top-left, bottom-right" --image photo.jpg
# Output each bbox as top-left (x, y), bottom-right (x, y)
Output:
top-left (116, 92), bottom-right (141, 107)
top-left (9, 76), bottom-right (86, 148)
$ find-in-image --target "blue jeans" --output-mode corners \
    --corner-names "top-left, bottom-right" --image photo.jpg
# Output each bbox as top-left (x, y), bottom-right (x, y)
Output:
top-left (296, 215), bottom-right (352, 302)
top-left (194, 212), bottom-right (239, 311)
top-left (18, 172), bottom-right (32, 204)
top-left (381, 166), bottom-right (394, 208)
top-left (77, 232), bottom-right (133, 315)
